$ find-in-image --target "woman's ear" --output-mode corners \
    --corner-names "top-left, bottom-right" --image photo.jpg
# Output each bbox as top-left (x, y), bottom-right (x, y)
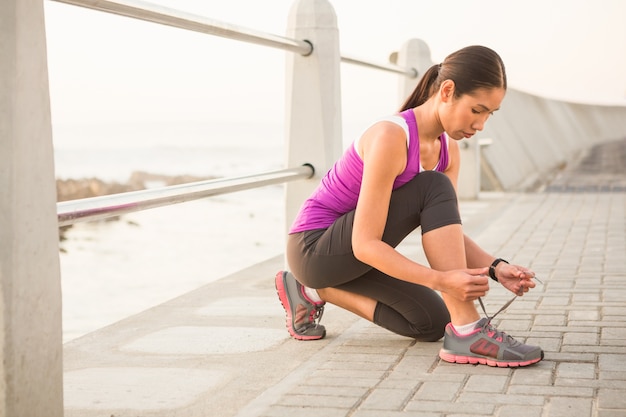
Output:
top-left (440, 79), bottom-right (455, 103)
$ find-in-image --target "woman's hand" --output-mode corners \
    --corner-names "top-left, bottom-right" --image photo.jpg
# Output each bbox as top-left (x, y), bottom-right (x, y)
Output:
top-left (439, 267), bottom-right (490, 301)
top-left (496, 263), bottom-right (537, 296)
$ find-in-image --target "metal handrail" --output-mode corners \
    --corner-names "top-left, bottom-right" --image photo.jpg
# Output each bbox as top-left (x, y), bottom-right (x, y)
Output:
top-left (51, 0), bottom-right (417, 227)
top-left (50, 0), bottom-right (314, 56)
top-left (49, 0), bottom-right (418, 76)
top-left (57, 165), bottom-right (314, 227)
top-left (342, 54), bottom-right (418, 78)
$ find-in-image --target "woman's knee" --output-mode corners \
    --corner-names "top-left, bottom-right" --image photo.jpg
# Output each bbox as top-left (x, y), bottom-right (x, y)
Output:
top-left (414, 172), bottom-right (461, 234)
top-left (373, 299), bottom-right (450, 342)
top-left (414, 314), bottom-right (449, 342)
top-left (418, 171), bottom-right (456, 201)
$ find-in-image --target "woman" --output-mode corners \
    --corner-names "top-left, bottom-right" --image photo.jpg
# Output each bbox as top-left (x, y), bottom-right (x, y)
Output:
top-left (275, 45), bottom-right (543, 367)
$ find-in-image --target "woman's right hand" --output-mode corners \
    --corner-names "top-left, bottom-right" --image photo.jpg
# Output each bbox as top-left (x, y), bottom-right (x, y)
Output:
top-left (439, 267), bottom-right (490, 301)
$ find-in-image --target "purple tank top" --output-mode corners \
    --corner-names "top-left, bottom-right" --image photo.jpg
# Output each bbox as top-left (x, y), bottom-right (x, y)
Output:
top-left (289, 109), bottom-right (449, 233)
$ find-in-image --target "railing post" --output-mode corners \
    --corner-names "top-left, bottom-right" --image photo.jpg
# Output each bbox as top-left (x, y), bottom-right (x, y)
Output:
top-left (284, 0), bottom-right (342, 234)
top-left (457, 138), bottom-right (493, 199)
top-left (0, 1), bottom-right (64, 416)
top-left (394, 38), bottom-right (433, 104)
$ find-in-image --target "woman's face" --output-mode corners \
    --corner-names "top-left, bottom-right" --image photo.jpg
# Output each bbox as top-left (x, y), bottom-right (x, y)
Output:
top-left (440, 87), bottom-right (506, 140)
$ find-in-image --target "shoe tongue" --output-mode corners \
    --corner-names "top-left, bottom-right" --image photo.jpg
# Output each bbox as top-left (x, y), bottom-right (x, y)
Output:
top-left (475, 318), bottom-right (520, 346)
top-left (475, 318), bottom-right (490, 329)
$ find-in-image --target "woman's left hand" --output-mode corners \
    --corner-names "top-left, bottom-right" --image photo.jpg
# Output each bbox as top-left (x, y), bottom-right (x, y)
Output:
top-left (496, 263), bottom-right (537, 296)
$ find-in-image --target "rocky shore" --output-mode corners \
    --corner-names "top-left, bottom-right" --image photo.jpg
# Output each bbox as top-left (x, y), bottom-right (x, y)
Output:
top-left (57, 171), bottom-right (216, 243)
top-left (56, 171), bottom-right (216, 202)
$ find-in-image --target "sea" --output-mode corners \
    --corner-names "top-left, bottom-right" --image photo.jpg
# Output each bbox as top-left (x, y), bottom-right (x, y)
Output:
top-left (55, 120), bottom-right (292, 342)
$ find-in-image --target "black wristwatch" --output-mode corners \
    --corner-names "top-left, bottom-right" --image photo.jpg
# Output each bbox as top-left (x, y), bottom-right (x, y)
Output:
top-left (489, 258), bottom-right (509, 282)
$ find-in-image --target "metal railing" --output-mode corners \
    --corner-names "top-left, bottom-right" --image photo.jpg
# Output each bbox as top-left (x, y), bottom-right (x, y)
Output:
top-left (52, 0), bottom-right (417, 74)
top-left (342, 53), bottom-right (417, 78)
top-left (51, 0), bottom-right (314, 55)
top-left (58, 165), bottom-right (314, 227)
top-left (51, 0), bottom-right (418, 226)
top-left (2, 1), bottom-right (427, 413)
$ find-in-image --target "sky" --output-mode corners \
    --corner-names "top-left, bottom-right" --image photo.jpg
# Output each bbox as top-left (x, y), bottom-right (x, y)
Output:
top-left (43, 0), bottom-right (626, 131)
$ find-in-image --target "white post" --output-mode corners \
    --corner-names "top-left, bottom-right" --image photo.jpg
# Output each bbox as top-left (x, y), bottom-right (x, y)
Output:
top-left (284, 0), bottom-right (342, 234)
top-left (0, 1), bottom-right (64, 416)
top-left (394, 38), bottom-right (434, 104)
top-left (457, 140), bottom-right (481, 199)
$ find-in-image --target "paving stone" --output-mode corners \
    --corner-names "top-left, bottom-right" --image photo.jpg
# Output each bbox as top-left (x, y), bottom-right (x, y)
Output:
top-left (318, 360), bottom-right (391, 372)
top-left (277, 393), bottom-right (359, 408)
top-left (358, 387), bottom-right (413, 410)
top-left (534, 315), bottom-right (567, 326)
top-left (545, 396), bottom-right (593, 417)
top-left (375, 378), bottom-right (422, 390)
top-left (64, 367), bottom-right (223, 410)
top-left (602, 304), bottom-right (626, 314)
top-left (556, 362), bottom-right (596, 379)
top-left (404, 399), bottom-right (495, 415)
top-left (464, 374), bottom-right (509, 393)
top-left (596, 410), bottom-right (626, 417)
top-left (353, 410), bottom-right (441, 417)
top-left (326, 352), bottom-right (400, 364)
top-left (563, 331), bottom-right (599, 345)
top-left (601, 371), bottom-right (626, 381)
top-left (457, 392), bottom-right (545, 406)
top-left (547, 352), bottom-right (596, 362)
top-left (508, 385), bottom-right (594, 397)
top-left (509, 366), bottom-right (554, 386)
top-left (312, 368), bottom-right (389, 380)
top-left (599, 354), bottom-right (626, 372)
top-left (602, 327), bottom-right (626, 341)
top-left (569, 309), bottom-right (601, 320)
top-left (119, 325), bottom-right (286, 354)
top-left (307, 376), bottom-right (382, 388)
top-left (261, 405), bottom-right (351, 417)
top-left (527, 337), bottom-right (563, 353)
top-left (495, 404), bottom-right (544, 417)
top-left (413, 381), bottom-right (463, 402)
top-left (290, 384), bottom-right (369, 397)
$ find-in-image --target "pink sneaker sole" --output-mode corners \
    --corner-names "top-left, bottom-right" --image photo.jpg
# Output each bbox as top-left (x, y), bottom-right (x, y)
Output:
top-left (439, 350), bottom-right (543, 368)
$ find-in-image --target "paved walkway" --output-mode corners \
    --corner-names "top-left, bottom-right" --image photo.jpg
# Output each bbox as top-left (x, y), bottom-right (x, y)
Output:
top-left (63, 138), bottom-right (626, 417)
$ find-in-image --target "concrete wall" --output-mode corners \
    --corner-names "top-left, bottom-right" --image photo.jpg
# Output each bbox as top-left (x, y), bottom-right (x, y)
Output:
top-left (479, 90), bottom-right (626, 191)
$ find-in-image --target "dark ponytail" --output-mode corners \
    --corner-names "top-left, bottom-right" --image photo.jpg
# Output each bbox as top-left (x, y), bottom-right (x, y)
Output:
top-left (399, 64), bottom-right (441, 111)
top-left (399, 45), bottom-right (506, 112)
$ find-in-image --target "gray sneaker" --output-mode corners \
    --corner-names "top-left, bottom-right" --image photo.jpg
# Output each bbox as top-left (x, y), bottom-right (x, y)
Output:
top-left (275, 271), bottom-right (326, 340)
top-left (439, 317), bottom-right (544, 367)
top-left (439, 296), bottom-right (544, 367)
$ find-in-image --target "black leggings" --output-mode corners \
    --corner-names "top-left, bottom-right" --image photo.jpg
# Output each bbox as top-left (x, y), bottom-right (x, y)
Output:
top-left (287, 171), bottom-right (461, 341)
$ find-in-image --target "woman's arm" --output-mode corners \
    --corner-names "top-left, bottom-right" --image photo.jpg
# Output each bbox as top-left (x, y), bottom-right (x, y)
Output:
top-left (351, 122), bottom-right (446, 290)
top-left (464, 234), bottom-right (495, 268)
top-left (446, 140), bottom-right (537, 295)
top-left (466, 233), bottom-right (537, 295)
top-left (351, 122), bottom-right (489, 299)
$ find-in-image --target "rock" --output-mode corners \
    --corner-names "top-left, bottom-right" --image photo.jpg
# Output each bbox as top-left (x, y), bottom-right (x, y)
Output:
top-left (56, 171), bottom-right (217, 202)
top-left (56, 171), bottom-right (217, 244)
top-left (56, 177), bottom-right (142, 202)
